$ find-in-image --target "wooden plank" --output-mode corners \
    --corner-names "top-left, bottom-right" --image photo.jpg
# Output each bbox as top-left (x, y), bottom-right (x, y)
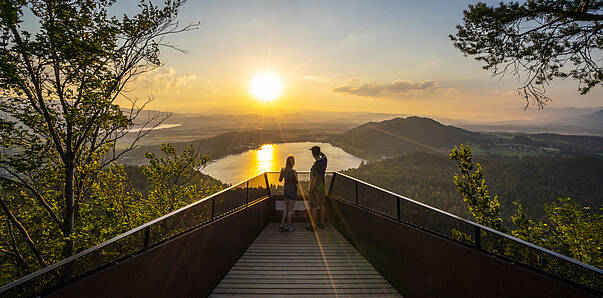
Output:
top-left (224, 272), bottom-right (383, 280)
top-left (215, 283), bottom-right (396, 289)
top-left (246, 247), bottom-right (352, 249)
top-left (241, 251), bottom-right (361, 255)
top-left (227, 270), bottom-right (380, 275)
top-left (243, 250), bottom-right (359, 254)
top-left (234, 261), bottom-right (371, 266)
top-left (237, 256), bottom-right (365, 260)
top-left (211, 295), bottom-right (400, 298)
top-left (211, 288), bottom-right (400, 294)
top-left (236, 259), bottom-right (366, 263)
top-left (231, 264), bottom-right (371, 268)
top-left (219, 279), bottom-right (390, 284)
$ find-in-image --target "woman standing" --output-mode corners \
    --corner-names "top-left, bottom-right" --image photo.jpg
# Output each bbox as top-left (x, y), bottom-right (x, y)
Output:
top-left (279, 156), bottom-right (298, 232)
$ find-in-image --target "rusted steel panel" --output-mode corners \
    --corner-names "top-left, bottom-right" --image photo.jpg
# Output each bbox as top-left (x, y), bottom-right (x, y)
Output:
top-left (46, 197), bottom-right (273, 298)
top-left (326, 197), bottom-right (598, 298)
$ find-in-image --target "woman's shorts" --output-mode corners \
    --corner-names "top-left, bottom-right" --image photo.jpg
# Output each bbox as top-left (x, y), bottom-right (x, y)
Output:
top-left (284, 191), bottom-right (297, 201)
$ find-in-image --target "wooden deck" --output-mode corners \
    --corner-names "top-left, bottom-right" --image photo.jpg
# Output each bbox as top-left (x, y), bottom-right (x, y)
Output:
top-left (210, 222), bottom-right (401, 297)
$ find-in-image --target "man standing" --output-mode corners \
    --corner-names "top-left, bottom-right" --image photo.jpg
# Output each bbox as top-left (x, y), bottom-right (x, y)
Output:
top-left (306, 146), bottom-right (327, 231)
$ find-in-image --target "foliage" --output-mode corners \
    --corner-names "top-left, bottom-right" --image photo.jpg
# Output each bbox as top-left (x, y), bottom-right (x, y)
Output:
top-left (0, 144), bottom-right (222, 286)
top-left (450, 0), bottom-right (603, 108)
top-left (452, 144), bottom-right (601, 267)
top-left (342, 152), bottom-right (470, 217)
top-left (77, 164), bottom-right (145, 249)
top-left (344, 147), bottom-right (601, 266)
top-left (450, 144), bottom-right (504, 230)
top-left (143, 144), bottom-right (217, 218)
top-left (513, 198), bottom-right (603, 267)
top-left (342, 151), bottom-right (603, 222)
top-left (0, 0), bottom-right (195, 275)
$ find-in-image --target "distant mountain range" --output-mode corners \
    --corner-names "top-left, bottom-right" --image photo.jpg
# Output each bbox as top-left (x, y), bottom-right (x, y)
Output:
top-left (558, 109), bottom-right (603, 129)
top-left (118, 110), bottom-right (603, 163)
top-left (448, 108), bottom-right (603, 136)
top-left (128, 107), bottom-right (603, 144)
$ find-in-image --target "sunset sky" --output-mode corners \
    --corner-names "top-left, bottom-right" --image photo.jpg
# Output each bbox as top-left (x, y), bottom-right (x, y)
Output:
top-left (108, 1), bottom-right (601, 121)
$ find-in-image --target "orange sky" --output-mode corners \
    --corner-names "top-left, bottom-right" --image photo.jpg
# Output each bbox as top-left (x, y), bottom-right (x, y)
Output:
top-left (115, 0), bottom-right (601, 122)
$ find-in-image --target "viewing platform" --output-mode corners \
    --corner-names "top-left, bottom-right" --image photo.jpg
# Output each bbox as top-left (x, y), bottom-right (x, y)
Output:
top-left (0, 172), bottom-right (601, 298)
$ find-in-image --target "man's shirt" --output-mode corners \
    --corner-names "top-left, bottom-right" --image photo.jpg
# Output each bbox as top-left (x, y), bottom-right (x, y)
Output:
top-left (310, 156), bottom-right (327, 192)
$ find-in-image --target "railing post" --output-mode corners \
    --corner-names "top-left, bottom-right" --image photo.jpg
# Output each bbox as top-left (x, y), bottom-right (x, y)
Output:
top-left (396, 197), bottom-right (400, 221)
top-left (246, 181), bottom-right (249, 206)
top-left (211, 196), bottom-right (216, 220)
top-left (474, 226), bottom-right (481, 249)
top-left (328, 172), bottom-right (335, 196)
top-left (143, 226), bottom-right (150, 249)
top-left (264, 172), bottom-right (271, 197)
top-left (355, 180), bottom-right (358, 205)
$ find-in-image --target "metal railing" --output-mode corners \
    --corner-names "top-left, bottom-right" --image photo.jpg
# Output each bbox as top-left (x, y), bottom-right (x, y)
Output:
top-left (2, 170), bottom-right (600, 296)
top-left (0, 173), bottom-right (271, 298)
top-left (328, 172), bottom-right (603, 294)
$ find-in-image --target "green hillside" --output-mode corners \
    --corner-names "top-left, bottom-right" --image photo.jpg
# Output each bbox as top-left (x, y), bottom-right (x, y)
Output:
top-left (329, 116), bottom-right (492, 158)
top-left (343, 152), bottom-right (603, 222)
top-left (330, 116), bottom-right (603, 159)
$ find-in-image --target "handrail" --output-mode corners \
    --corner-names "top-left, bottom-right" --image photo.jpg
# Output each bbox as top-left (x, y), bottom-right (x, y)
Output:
top-left (332, 172), bottom-right (602, 274)
top-left (0, 173), bottom-right (270, 295)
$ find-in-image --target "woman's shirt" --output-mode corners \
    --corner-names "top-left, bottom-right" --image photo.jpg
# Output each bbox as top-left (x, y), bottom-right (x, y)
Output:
top-left (279, 168), bottom-right (298, 196)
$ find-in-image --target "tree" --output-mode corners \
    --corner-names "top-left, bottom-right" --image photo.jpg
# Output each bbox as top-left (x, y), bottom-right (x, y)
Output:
top-left (451, 144), bottom-right (602, 268)
top-left (143, 144), bottom-right (215, 218)
top-left (512, 198), bottom-right (602, 266)
top-left (450, 144), bottom-right (504, 230)
top-left (0, 0), bottom-right (197, 266)
top-left (77, 164), bottom-right (145, 248)
top-left (450, 1), bottom-right (602, 108)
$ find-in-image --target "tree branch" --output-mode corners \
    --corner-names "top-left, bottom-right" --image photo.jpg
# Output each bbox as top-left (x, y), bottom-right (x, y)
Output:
top-left (0, 197), bottom-right (47, 268)
top-left (0, 168), bottom-right (64, 230)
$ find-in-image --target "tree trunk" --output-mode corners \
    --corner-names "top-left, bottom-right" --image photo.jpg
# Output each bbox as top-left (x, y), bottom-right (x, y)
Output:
top-left (62, 161), bottom-right (75, 279)
top-left (6, 218), bottom-right (29, 273)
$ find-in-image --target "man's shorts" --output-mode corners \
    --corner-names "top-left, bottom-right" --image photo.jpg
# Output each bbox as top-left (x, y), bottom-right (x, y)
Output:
top-left (309, 184), bottom-right (326, 208)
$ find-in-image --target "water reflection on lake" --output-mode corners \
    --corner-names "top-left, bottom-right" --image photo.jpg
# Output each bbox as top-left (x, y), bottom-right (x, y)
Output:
top-left (201, 142), bottom-right (363, 184)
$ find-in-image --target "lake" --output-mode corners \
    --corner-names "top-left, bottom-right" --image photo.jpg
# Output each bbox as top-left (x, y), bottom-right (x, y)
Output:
top-left (127, 123), bottom-right (181, 133)
top-left (201, 142), bottom-right (363, 184)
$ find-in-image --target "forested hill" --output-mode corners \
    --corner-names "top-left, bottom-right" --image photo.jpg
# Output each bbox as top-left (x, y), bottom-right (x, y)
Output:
top-left (330, 116), bottom-right (603, 159)
top-left (329, 116), bottom-right (491, 158)
top-left (343, 152), bottom-right (603, 222)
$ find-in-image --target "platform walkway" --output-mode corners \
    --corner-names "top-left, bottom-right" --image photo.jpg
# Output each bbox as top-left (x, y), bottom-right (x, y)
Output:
top-left (210, 222), bottom-right (401, 297)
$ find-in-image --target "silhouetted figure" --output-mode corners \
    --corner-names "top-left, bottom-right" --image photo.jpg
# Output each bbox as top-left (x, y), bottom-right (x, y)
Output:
top-left (306, 146), bottom-right (327, 231)
top-left (279, 156), bottom-right (298, 232)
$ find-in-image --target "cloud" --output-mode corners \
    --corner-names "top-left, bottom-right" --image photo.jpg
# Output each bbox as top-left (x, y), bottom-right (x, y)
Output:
top-left (133, 68), bottom-right (197, 93)
top-left (332, 79), bottom-right (438, 98)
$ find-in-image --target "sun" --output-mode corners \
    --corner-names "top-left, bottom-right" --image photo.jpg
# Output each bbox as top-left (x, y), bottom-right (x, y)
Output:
top-left (249, 73), bottom-right (283, 102)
